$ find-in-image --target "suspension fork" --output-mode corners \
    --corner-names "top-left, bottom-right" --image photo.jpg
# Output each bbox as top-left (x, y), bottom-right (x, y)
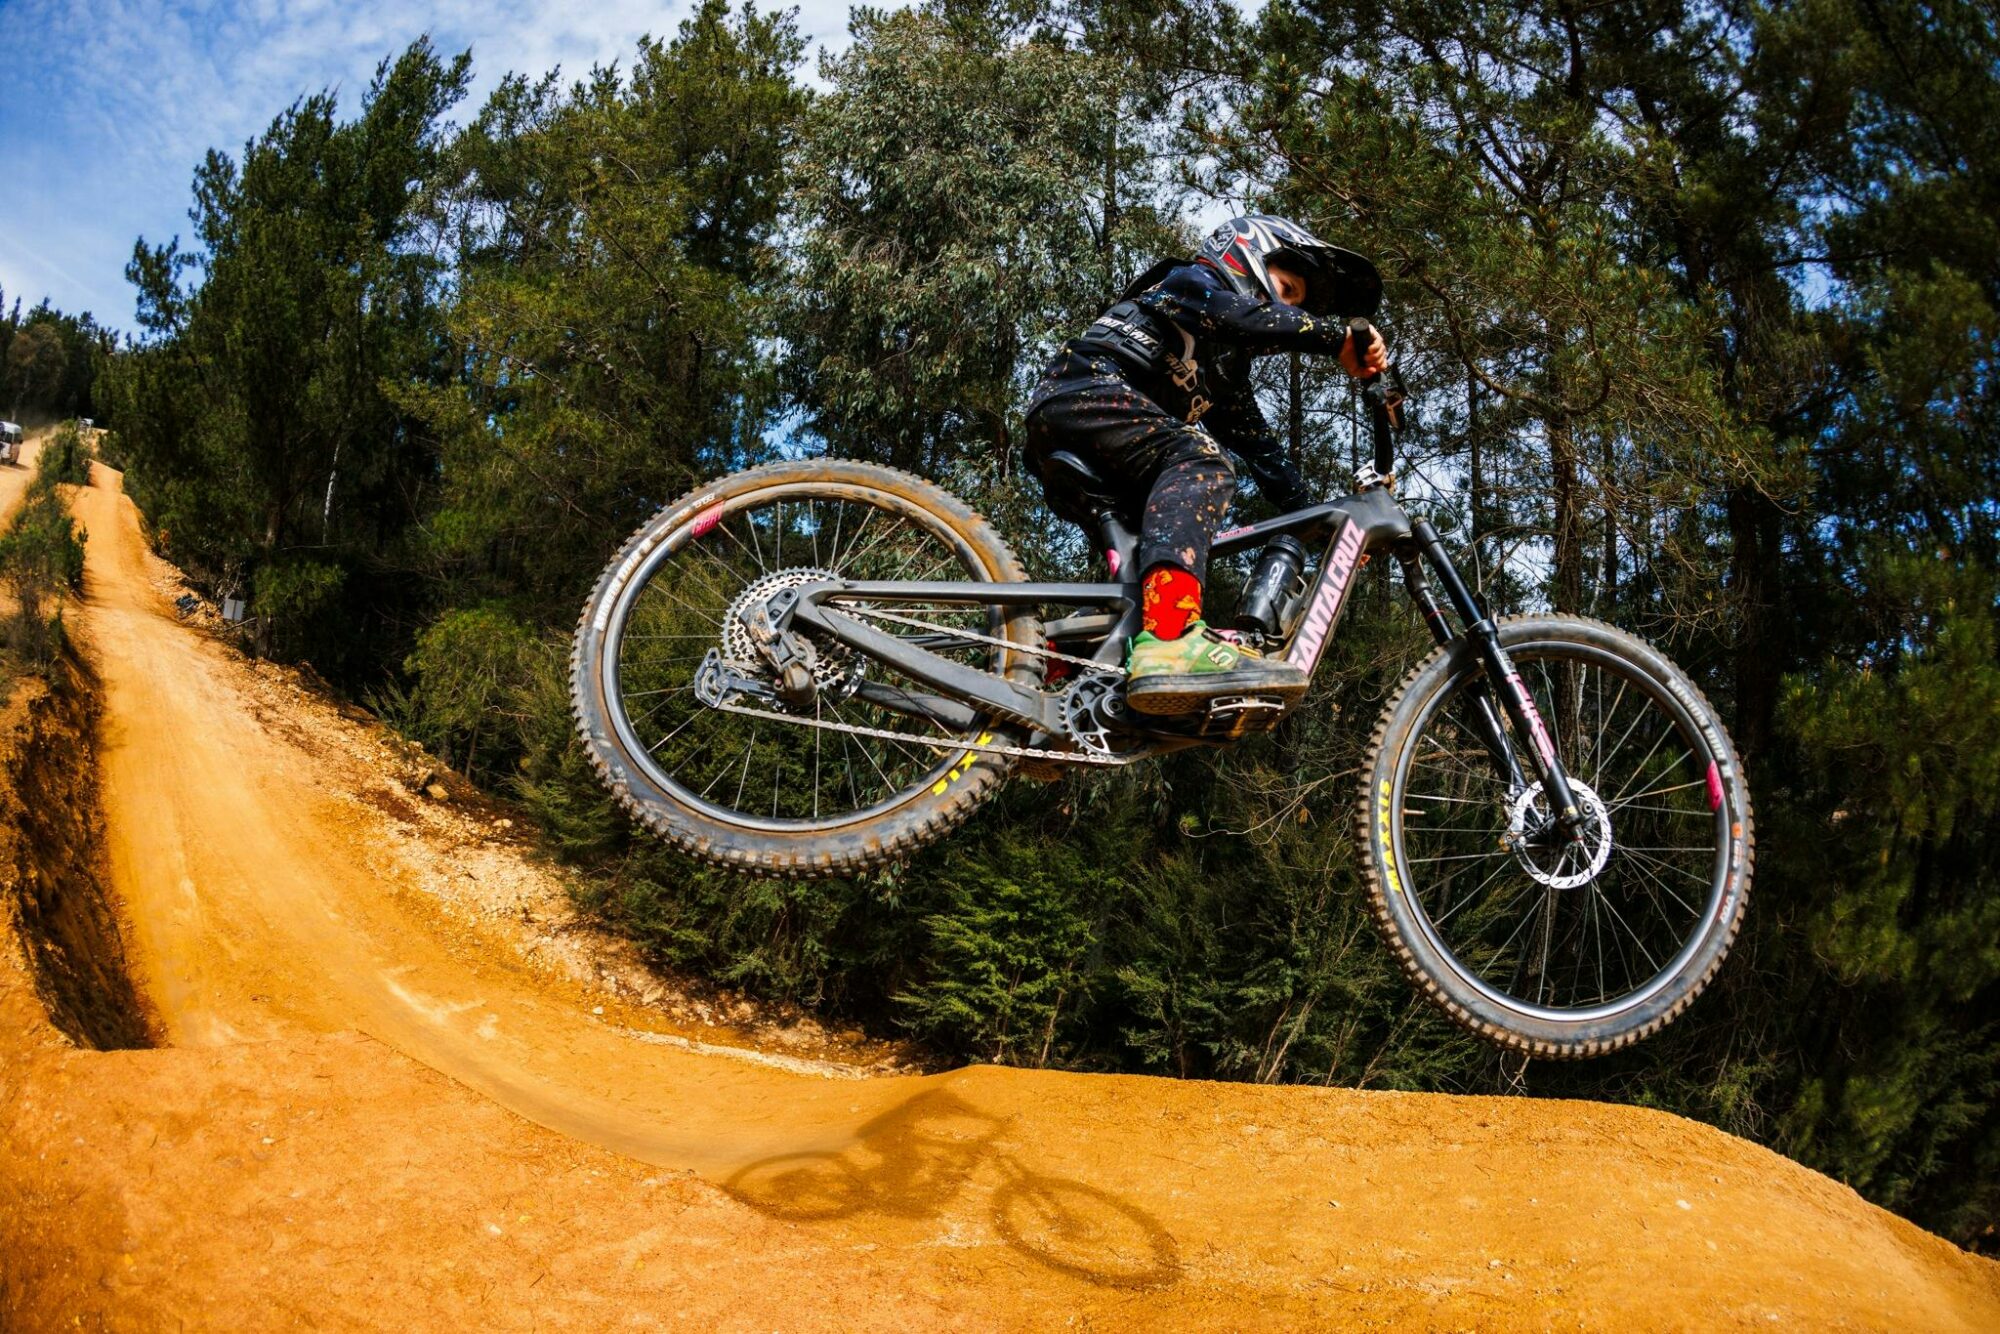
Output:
top-left (1395, 543), bottom-right (1524, 792)
top-left (1398, 520), bottom-right (1587, 838)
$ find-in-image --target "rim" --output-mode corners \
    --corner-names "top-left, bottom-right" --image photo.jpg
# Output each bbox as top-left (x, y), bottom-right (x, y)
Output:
top-left (1389, 641), bottom-right (1730, 1023)
top-left (598, 480), bottom-right (1019, 833)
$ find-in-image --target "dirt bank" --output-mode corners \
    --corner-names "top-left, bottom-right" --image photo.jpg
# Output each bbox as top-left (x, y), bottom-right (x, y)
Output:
top-left (1, 458), bottom-right (1996, 1330)
top-left (0, 434), bottom-right (146, 1046)
top-left (0, 654), bottom-right (150, 1049)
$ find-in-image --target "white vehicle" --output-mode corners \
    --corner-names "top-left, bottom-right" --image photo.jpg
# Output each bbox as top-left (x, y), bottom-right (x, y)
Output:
top-left (0, 422), bottom-right (23, 465)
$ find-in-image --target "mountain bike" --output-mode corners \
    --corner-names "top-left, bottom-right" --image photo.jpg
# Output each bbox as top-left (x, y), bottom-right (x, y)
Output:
top-left (571, 324), bottom-right (1754, 1056)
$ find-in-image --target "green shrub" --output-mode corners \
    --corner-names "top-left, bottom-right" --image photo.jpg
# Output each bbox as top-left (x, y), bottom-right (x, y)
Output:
top-left (33, 422), bottom-right (92, 491)
top-left (400, 604), bottom-right (540, 778)
top-left (893, 839), bottom-right (1102, 1065)
top-left (0, 486), bottom-right (87, 666)
top-left (252, 559), bottom-right (346, 659)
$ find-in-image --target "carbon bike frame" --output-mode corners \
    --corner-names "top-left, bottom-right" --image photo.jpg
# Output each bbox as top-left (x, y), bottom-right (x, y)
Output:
top-left (763, 485), bottom-right (1585, 829)
top-left (752, 363), bottom-right (1588, 831)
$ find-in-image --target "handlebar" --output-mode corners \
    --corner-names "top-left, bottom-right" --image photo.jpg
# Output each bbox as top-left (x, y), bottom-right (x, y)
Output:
top-left (1346, 317), bottom-right (1410, 482)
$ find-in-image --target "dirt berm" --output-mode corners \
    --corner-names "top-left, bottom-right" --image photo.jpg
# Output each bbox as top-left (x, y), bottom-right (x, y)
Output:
top-left (2, 454), bottom-right (1996, 1330)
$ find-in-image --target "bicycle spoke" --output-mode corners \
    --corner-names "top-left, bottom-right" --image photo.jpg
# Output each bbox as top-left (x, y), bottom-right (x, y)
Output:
top-left (1590, 675), bottom-right (1625, 779)
top-left (1609, 799), bottom-right (1710, 817)
top-left (1609, 776), bottom-right (1706, 809)
top-left (1431, 860), bottom-right (1522, 930)
top-left (647, 706), bottom-right (702, 754)
top-left (1590, 882), bottom-right (1664, 975)
top-left (1593, 695), bottom-right (1653, 791)
top-left (1609, 730), bottom-right (1681, 803)
top-left (1618, 848), bottom-right (1707, 908)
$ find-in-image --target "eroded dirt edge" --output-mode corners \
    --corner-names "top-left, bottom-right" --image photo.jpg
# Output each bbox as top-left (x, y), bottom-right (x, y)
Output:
top-left (0, 651), bottom-right (151, 1049)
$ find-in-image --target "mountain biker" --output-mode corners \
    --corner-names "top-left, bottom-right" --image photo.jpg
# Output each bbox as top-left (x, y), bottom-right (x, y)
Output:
top-left (1024, 215), bottom-right (1387, 715)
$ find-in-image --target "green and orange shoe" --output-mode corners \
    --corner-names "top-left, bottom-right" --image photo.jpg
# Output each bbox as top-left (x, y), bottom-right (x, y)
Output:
top-left (1125, 622), bottom-right (1308, 716)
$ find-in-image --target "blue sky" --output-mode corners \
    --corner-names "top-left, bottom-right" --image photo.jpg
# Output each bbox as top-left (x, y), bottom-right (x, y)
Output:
top-left (0, 0), bottom-right (882, 333)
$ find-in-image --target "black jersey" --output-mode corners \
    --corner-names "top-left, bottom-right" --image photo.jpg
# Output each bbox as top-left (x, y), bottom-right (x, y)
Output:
top-left (1027, 260), bottom-right (1350, 512)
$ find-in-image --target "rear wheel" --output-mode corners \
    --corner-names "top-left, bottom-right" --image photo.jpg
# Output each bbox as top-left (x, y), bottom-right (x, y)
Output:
top-left (571, 460), bottom-right (1039, 878)
top-left (1359, 614), bottom-right (1752, 1057)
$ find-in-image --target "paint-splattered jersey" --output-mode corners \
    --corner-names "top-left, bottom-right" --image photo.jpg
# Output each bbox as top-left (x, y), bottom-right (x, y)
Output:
top-left (1028, 260), bottom-right (1346, 512)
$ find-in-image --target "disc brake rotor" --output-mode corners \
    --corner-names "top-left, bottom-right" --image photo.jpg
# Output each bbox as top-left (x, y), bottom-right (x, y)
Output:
top-left (1507, 779), bottom-right (1613, 889)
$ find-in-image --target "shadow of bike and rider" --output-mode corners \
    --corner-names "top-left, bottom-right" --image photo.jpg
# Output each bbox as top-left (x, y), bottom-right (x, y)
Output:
top-left (723, 1086), bottom-right (1182, 1290)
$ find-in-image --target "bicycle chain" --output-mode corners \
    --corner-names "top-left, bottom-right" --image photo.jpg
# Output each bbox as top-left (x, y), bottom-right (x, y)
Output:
top-left (708, 695), bottom-right (1142, 767)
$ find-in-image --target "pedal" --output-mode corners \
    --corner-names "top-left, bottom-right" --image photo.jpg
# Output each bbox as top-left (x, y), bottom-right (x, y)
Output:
top-left (1199, 694), bottom-right (1289, 738)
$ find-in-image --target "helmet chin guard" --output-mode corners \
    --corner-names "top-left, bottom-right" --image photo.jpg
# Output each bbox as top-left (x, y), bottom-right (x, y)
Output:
top-left (1197, 215), bottom-right (1382, 318)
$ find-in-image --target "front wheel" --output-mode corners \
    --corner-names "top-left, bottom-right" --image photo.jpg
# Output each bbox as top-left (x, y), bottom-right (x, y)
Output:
top-left (1359, 614), bottom-right (1752, 1057)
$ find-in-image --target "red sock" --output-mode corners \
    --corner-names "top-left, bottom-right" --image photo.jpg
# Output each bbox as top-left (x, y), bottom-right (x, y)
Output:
top-left (1141, 565), bottom-right (1202, 640)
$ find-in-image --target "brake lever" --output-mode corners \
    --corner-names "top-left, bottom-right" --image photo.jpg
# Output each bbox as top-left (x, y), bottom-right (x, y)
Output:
top-left (1363, 367), bottom-right (1412, 431)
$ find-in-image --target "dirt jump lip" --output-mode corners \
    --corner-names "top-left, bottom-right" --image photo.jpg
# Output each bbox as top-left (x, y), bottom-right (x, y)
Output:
top-left (2, 454), bottom-right (1995, 1328)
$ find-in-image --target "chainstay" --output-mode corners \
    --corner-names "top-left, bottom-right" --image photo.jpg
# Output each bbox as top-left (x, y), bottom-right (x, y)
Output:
top-left (840, 604), bottom-right (1114, 672)
top-left (709, 697), bottom-right (1141, 766)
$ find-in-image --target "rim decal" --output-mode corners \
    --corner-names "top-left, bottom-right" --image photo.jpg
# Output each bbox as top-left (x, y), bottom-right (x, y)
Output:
top-left (689, 504), bottom-right (726, 539)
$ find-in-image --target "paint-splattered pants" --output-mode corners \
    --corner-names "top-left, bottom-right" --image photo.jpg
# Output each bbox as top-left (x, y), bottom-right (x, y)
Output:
top-left (1024, 363), bottom-right (1236, 580)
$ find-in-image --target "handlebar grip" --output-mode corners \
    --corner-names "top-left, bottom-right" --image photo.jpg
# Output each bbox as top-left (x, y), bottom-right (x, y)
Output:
top-left (1346, 317), bottom-right (1380, 379)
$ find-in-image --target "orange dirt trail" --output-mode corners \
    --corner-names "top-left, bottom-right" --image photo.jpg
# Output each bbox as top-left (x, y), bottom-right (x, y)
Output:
top-left (2, 460), bottom-right (1996, 1329)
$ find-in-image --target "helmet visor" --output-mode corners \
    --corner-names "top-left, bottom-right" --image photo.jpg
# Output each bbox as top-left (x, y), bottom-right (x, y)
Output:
top-left (1271, 244), bottom-right (1381, 318)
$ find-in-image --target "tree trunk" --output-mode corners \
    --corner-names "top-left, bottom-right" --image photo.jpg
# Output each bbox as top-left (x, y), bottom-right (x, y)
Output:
top-left (1468, 370), bottom-right (1484, 551)
top-left (1727, 483), bottom-right (1783, 761)
top-left (1102, 113), bottom-right (1119, 296)
top-left (1548, 414), bottom-right (1583, 614)
top-left (1600, 433), bottom-right (1618, 609)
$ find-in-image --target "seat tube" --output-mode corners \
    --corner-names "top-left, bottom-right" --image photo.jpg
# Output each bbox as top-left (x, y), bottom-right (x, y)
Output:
top-left (1409, 520), bottom-right (1585, 829)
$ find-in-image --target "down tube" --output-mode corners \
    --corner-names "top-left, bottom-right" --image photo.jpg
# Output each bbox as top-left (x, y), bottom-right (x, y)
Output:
top-left (1283, 517), bottom-right (1370, 673)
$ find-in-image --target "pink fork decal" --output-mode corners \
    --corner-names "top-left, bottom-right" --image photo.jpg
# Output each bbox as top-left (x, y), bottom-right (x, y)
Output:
top-left (1503, 670), bottom-right (1559, 771)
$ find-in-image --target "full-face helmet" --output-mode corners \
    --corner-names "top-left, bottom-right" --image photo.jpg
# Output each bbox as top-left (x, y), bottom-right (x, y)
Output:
top-left (1197, 215), bottom-right (1382, 317)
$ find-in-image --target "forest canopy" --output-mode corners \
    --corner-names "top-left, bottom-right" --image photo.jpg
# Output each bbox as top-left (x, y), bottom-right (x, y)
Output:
top-left (1, 292), bottom-right (112, 425)
top-left (87, 0), bottom-right (2000, 1251)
